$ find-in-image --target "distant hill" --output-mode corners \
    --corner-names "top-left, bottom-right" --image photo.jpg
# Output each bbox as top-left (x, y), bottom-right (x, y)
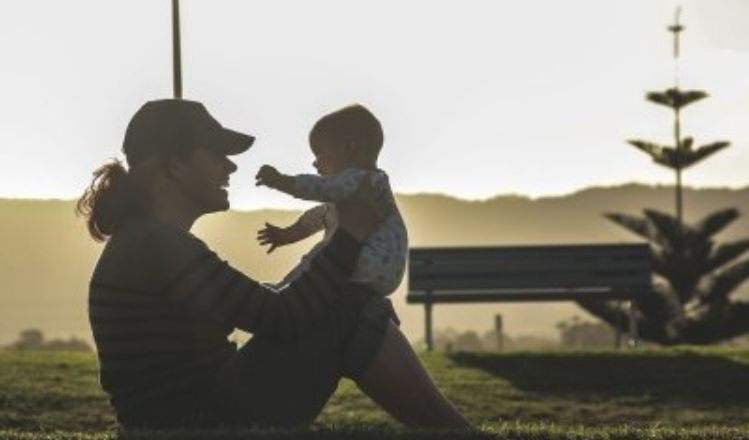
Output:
top-left (2, 183), bottom-right (748, 345)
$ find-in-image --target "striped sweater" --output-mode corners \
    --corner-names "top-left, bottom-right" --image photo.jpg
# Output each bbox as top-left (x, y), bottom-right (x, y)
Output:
top-left (88, 216), bottom-right (361, 423)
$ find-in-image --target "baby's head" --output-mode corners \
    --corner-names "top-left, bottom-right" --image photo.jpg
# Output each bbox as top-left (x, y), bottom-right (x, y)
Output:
top-left (309, 104), bottom-right (383, 176)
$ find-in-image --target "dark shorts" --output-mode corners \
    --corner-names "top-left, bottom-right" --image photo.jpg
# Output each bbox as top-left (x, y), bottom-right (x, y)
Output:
top-left (197, 293), bottom-right (398, 427)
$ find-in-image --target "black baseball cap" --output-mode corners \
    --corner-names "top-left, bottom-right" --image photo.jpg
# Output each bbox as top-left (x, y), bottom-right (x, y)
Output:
top-left (123, 99), bottom-right (255, 165)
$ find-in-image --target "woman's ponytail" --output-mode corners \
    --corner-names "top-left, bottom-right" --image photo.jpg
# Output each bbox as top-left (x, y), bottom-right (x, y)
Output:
top-left (76, 159), bottom-right (146, 242)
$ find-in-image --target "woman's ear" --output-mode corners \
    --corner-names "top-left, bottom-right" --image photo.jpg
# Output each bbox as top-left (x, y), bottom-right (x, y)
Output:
top-left (163, 154), bottom-right (188, 181)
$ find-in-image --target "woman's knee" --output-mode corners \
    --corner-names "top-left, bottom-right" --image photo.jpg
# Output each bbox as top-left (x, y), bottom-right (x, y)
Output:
top-left (340, 296), bottom-right (398, 379)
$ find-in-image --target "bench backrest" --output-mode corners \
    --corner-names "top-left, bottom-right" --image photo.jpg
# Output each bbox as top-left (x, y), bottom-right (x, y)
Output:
top-left (407, 243), bottom-right (652, 303)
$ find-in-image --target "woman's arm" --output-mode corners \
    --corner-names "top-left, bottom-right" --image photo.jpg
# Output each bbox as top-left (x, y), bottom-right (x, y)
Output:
top-left (153, 225), bottom-right (363, 341)
top-left (151, 181), bottom-right (383, 341)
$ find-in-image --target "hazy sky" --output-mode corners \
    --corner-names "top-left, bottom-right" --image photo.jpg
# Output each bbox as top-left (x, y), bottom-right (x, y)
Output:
top-left (1, 0), bottom-right (748, 210)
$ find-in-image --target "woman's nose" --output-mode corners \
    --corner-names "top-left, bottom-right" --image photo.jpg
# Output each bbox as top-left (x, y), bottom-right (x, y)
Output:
top-left (225, 157), bottom-right (238, 174)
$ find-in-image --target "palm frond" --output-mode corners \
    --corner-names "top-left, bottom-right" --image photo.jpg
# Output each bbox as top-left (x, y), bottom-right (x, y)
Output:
top-left (706, 239), bottom-right (749, 272)
top-left (627, 140), bottom-right (664, 159)
top-left (654, 147), bottom-right (680, 169)
top-left (627, 140), bottom-right (681, 170)
top-left (704, 259), bottom-right (749, 302)
top-left (650, 247), bottom-right (671, 278)
top-left (694, 208), bottom-right (740, 240)
top-left (643, 209), bottom-right (685, 250)
top-left (646, 88), bottom-right (708, 110)
top-left (680, 141), bottom-right (731, 169)
top-left (603, 212), bottom-right (655, 241)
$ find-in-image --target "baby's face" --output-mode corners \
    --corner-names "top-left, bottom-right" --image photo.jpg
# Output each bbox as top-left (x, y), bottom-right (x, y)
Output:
top-left (310, 134), bottom-right (352, 176)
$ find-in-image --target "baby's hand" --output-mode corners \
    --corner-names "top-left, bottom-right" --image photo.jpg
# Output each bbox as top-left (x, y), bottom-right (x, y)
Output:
top-left (256, 165), bottom-right (282, 188)
top-left (257, 222), bottom-right (290, 254)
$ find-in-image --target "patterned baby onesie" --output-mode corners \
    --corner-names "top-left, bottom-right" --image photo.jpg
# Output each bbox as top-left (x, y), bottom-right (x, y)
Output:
top-left (277, 168), bottom-right (408, 296)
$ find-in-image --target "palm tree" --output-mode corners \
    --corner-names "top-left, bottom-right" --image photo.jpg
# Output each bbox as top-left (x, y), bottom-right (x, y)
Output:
top-left (578, 209), bottom-right (749, 344)
top-left (627, 8), bottom-right (729, 225)
top-left (579, 9), bottom-right (749, 344)
top-left (628, 89), bottom-right (729, 225)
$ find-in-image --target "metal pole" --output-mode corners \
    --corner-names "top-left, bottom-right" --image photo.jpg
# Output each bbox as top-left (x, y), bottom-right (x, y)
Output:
top-left (629, 300), bottom-right (639, 348)
top-left (495, 314), bottom-right (503, 352)
top-left (425, 290), bottom-right (433, 351)
top-left (669, 6), bottom-right (684, 225)
top-left (614, 300), bottom-right (622, 349)
top-left (172, 0), bottom-right (183, 98)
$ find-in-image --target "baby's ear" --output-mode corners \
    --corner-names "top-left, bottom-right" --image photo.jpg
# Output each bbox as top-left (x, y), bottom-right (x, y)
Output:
top-left (344, 138), bottom-right (356, 155)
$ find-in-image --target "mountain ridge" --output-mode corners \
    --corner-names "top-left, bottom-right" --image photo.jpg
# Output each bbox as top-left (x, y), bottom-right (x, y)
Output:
top-left (2, 183), bottom-right (748, 345)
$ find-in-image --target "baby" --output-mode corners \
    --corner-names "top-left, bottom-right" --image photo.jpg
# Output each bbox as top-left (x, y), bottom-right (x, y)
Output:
top-left (255, 104), bottom-right (408, 296)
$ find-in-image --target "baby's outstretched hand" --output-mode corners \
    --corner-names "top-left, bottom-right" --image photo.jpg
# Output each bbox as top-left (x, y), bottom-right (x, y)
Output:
top-left (256, 165), bottom-right (282, 188)
top-left (257, 222), bottom-right (289, 254)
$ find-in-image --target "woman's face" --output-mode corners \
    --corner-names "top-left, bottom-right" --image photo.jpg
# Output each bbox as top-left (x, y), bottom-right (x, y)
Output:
top-left (170, 147), bottom-right (238, 214)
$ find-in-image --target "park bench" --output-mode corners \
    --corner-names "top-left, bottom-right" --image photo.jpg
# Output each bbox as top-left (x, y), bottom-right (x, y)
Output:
top-left (407, 243), bottom-right (653, 350)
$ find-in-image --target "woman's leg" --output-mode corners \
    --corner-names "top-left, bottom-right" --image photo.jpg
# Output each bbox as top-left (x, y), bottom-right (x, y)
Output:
top-left (207, 294), bottom-right (395, 427)
top-left (208, 295), bottom-right (468, 429)
top-left (210, 317), bottom-right (346, 427)
top-left (355, 322), bottom-right (470, 429)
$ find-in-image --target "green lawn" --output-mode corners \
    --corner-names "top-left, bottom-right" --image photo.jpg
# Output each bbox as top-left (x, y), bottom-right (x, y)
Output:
top-left (3, 348), bottom-right (749, 439)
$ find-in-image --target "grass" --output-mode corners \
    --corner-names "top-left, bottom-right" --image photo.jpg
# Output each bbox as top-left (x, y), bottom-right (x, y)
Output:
top-left (3, 348), bottom-right (749, 438)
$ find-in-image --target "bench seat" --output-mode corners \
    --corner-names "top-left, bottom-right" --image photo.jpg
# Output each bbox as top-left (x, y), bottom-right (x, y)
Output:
top-left (407, 243), bottom-right (652, 350)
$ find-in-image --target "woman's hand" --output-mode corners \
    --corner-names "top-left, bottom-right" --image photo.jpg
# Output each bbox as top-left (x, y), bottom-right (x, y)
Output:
top-left (336, 177), bottom-right (388, 242)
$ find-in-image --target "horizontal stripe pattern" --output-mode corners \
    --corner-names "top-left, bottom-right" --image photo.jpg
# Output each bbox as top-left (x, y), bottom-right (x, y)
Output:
top-left (89, 218), bottom-right (360, 424)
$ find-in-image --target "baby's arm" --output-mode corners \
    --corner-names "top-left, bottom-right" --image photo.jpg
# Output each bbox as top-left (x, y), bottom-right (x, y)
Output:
top-left (257, 205), bottom-right (327, 253)
top-left (257, 166), bottom-right (369, 203)
top-left (255, 165), bottom-right (296, 194)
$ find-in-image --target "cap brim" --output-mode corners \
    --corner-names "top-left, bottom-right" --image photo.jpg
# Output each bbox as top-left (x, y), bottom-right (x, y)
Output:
top-left (214, 127), bottom-right (255, 155)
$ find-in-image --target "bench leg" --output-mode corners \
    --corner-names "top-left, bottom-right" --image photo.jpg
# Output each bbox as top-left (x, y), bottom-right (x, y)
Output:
top-left (614, 300), bottom-right (622, 349)
top-left (425, 302), bottom-right (433, 352)
top-left (628, 300), bottom-right (639, 348)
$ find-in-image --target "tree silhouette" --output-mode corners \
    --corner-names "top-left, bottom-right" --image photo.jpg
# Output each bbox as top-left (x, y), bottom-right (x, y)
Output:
top-left (626, 8), bottom-right (729, 224)
top-left (578, 9), bottom-right (749, 344)
top-left (580, 209), bottom-right (749, 344)
top-left (6, 329), bottom-right (92, 352)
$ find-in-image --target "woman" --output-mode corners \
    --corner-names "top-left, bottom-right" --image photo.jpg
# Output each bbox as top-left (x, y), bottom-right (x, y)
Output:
top-left (78, 99), bottom-right (468, 429)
